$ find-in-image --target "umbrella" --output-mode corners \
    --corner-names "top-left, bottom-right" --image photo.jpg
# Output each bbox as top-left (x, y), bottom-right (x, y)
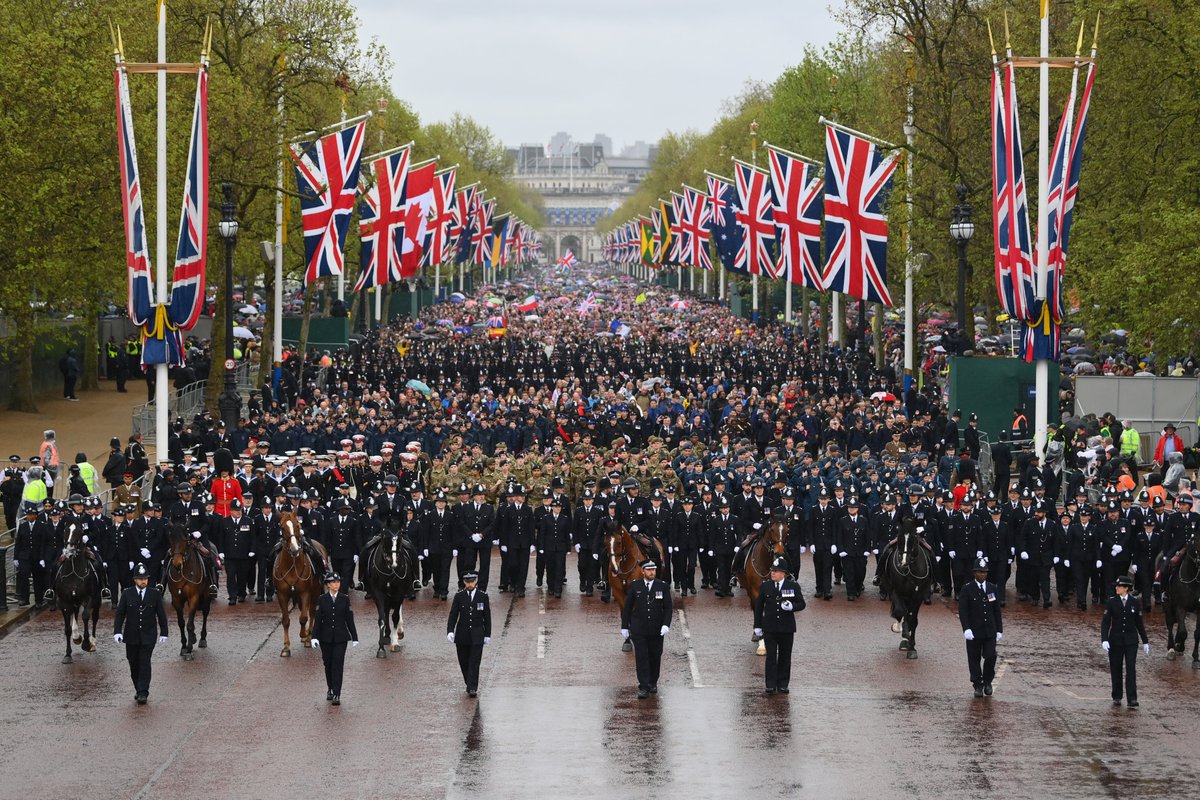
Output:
top-left (870, 391), bottom-right (898, 402)
top-left (1074, 362), bottom-right (1097, 374)
top-left (670, 300), bottom-right (689, 311)
top-left (239, 305), bottom-right (259, 315)
top-left (932, 345), bottom-right (947, 353)
top-left (449, 292), bottom-right (466, 303)
top-left (232, 326), bottom-right (255, 339)
top-left (405, 379), bottom-right (432, 396)
top-left (925, 319), bottom-right (945, 327)
top-left (464, 299), bottom-right (478, 308)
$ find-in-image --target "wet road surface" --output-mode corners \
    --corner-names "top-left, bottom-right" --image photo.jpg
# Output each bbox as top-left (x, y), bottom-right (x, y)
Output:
top-left (1, 555), bottom-right (1198, 799)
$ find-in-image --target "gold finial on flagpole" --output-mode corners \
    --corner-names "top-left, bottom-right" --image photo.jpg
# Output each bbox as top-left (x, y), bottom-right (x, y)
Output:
top-left (1075, 20), bottom-right (1085, 58)
top-left (987, 19), bottom-right (997, 57)
top-left (109, 20), bottom-right (120, 59)
top-left (201, 16), bottom-right (212, 61)
top-left (157, 0), bottom-right (166, 24)
top-left (1003, 10), bottom-right (1012, 51)
top-left (1092, 12), bottom-right (1101, 51)
top-left (117, 24), bottom-right (125, 60)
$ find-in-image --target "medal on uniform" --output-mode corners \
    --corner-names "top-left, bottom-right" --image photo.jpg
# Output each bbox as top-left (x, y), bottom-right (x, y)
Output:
top-left (655, 591), bottom-right (663, 600)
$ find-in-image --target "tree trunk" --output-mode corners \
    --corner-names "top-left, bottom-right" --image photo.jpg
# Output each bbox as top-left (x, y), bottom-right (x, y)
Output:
top-left (818, 294), bottom-right (828, 354)
top-left (82, 307), bottom-right (100, 391)
top-left (874, 302), bottom-right (885, 370)
top-left (257, 272), bottom-right (275, 388)
top-left (348, 289), bottom-right (362, 333)
top-left (298, 282), bottom-right (315, 363)
top-left (206, 296), bottom-right (227, 415)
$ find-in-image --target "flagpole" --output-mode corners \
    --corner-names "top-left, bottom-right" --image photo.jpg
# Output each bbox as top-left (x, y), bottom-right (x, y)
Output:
top-left (903, 44), bottom-right (916, 406)
top-left (1034, 1), bottom-right (1051, 458)
top-left (154, 0), bottom-right (169, 463)
top-left (337, 100), bottom-right (347, 303)
top-left (273, 55), bottom-right (284, 399)
top-left (750, 120), bottom-right (759, 324)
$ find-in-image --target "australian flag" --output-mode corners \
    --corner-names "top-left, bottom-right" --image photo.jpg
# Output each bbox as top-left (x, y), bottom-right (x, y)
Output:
top-left (707, 174), bottom-right (746, 275)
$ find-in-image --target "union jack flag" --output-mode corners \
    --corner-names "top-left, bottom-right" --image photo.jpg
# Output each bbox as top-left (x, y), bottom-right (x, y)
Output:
top-left (290, 121), bottom-right (367, 285)
top-left (354, 147), bottom-right (409, 291)
top-left (992, 60), bottom-right (1035, 320)
top-left (821, 125), bottom-right (897, 306)
top-left (114, 67), bottom-right (154, 328)
top-left (767, 145), bottom-right (824, 289)
top-left (733, 161), bottom-right (777, 277)
top-left (425, 167), bottom-right (457, 266)
top-left (471, 197), bottom-right (494, 265)
top-left (668, 193), bottom-right (685, 264)
top-left (679, 186), bottom-right (712, 270)
top-left (167, 65), bottom-right (208, 332)
top-left (577, 291), bottom-right (598, 315)
top-left (1045, 59), bottom-right (1095, 323)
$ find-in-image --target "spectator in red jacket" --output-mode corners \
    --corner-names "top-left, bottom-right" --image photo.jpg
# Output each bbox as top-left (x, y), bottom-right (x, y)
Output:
top-left (1153, 423), bottom-right (1184, 467)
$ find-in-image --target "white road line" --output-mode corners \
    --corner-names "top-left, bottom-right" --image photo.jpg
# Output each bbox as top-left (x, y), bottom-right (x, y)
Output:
top-left (677, 606), bottom-right (705, 688)
top-left (993, 657), bottom-right (1008, 688)
top-left (537, 625), bottom-right (547, 659)
top-left (538, 591), bottom-right (546, 615)
top-left (1050, 683), bottom-right (1108, 701)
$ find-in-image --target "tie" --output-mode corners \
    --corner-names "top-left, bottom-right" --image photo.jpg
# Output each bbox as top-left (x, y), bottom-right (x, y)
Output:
top-left (469, 591), bottom-right (474, 603)
top-left (777, 582), bottom-right (783, 592)
top-left (139, 590), bottom-right (144, 602)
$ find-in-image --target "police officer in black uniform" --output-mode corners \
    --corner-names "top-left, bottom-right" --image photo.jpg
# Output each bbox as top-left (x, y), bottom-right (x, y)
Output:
top-left (312, 571), bottom-right (358, 705)
top-left (1101, 574), bottom-right (1150, 708)
top-left (447, 570), bottom-right (491, 697)
top-left (959, 557), bottom-right (1004, 698)
top-left (620, 559), bottom-right (672, 699)
top-left (537, 496), bottom-right (572, 599)
top-left (459, 485), bottom-right (496, 591)
top-left (218, 500), bottom-right (255, 604)
top-left (113, 563), bottom-right (169, 704)
top-left (322, 499), bottom-right (362, 593)
top-left (753, 556), bottom-right (806, 693)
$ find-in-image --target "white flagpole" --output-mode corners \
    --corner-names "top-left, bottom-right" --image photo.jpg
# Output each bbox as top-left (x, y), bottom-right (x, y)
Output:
top-left (154, 0), bottom-right (169, 463)
top-left (337, 103), bottom-right (347, 303)
top-left (832, 294), bottom-right (842, 346)
top-left (904, 45), bottom-right (916, 402)
top-left (1034, 2), bottom-right (1051, 458)
top-left (273, 59), bottom-right (284, 392)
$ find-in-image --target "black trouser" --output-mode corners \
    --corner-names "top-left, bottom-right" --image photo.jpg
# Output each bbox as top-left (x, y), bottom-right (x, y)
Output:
top-left (812, 546), bottom-right (834, 595)
top-left (1033, 563), bottom-right (1053, 604)
top-left (321, 641), bottom-right (347, 695)
top-left (535, 549), bottom-right (546, 584)
top-left (673, 548), bottom-right (695, 592)
top-left (15, 561), bottom-right (31, 604)
top-left (1015, 559), bottom-right (1033, 597)
top-left (699, 549), bottom-right (715, 586)
top-left (244, 556), bottom-right (256, 596)
top-left (331, 557), bottom-right (355, 589)
top-left (993, 472), bottom-right (1010, 497)
top-left (1108, 643), bottom-right (1139, 702)
top-left (125, 641), bottom-right (156, 695)
top-left (653, 538), bottom-right (670, 588)
top-left (1132, 557), bottom-right (1154, 603)
top-left (428, 552), bottom-right (451, 596)
top-left (506, 548), bottom-right (530, 594)
top-left (1054, 561), bottom-right (1073, 599)
top-left (257, 553), bottom-right (274, 598)
top-left (456, 547), bottom-right (476, 589)
top-left (226, 557), bottom-right (250, 600)
top-left (950, 557), bottom-right (971, 596)
top-left (764, 631), bottom-right (794, 690)
top-left (577, 548), bottom-right (595, 591)
top-left (965, 636), bottom-right (997, 688)
top-left (714, 552), bottom-right (733, 595)
top-left (456, 642), bottom-right (484, 691)
top-left (1102, 560), bottom-right (1130, 600)
top-left (473, 547), bottom-right (493, 591)
top-left (544, 551), bottom-right (566, 594)
top-left (935, 554), bottom-right (952, 594)
top-left (841, 555), bottom-right (867, 596)
top-left (1074, 559), bottom-right (1096, 606)
top-left (631, 633), bottom-right (664, 690)
top-left (63, 374), bottom-right (77, 399)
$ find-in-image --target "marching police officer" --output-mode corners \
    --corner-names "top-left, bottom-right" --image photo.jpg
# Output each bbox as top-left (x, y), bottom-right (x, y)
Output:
top-left (620, 559), bottom-right (672, 699)
top-left (959, 557), bottom-right (1004, 698)
top-left (322, 499), bottom-right (362, 593)
top-left (753, 556), bottom-right (806, 694)
top-left (537, 496), bottom-right (572, 599)
top-left (1101, 574), bottom-right (1150, 708)
top-left (112, 563), bottom-right (169, 704)
top-left (312, 572), bottom-right (358, 705)
top-left (447, 570), bottom-right (492, 697)
top-left (459, 485), bottom-right (496, 591)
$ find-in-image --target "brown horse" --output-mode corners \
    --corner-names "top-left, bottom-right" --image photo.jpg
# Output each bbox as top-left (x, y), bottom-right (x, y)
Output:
top-left (736, 512), bottom-right (789, 654)
top-left (165, 522), bottom-right (211, 660)
top-left (273, 511), bottom-right (328, 657)
top-left (600, 517), bottom-right (664, 652)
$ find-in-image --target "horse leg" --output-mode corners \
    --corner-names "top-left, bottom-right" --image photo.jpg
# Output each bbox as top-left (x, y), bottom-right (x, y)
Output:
top-left (375, 595), bottom-right (388, 658)
top-left (391, 606), bottom-right (403, 650)
top-left (279, 594), bottom-right (292, 657)
top-left (176, 599), bottom-right (188, 657)
top-left (396, 605), bottom-right (405, 642)
top-left (1191, 614), bottom-right (1200, 667)
top-left (86, 601), bottom-right (98, 652)
top-left (62, 608), bottom-right (74, 664)
top-left (198, 596), bottom-right (209, 648)
top-left (906, 610), bottom-right (919, 659)
top-left (187, 605), bottom-right (198, 654)
top-left (71, 605), bottom-right (82, 645)
top-left (889, 591), bottom-right (903, 633)
top-left (299, 595), bottom-right (312, 647)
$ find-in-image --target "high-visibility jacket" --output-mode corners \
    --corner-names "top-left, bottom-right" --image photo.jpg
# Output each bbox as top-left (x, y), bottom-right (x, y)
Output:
top-left (78, 461), bottom-right (97, 493)
top-left (1119, 427), bottom-right (1140, 457)
top-left (40, 441), bottom-right (59, 469)
top-left (22, 479), bottom-right (47, 505)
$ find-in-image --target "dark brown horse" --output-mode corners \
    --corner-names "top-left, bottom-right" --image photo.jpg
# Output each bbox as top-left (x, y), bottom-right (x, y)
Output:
top-left (601, 517), bottom-right (663, 652)
top-left (736, 512), bottom-right (789, 654)
top-left (881, 518), bottom-right (934, 659)
top-left (1164, 527), bottom-right (1200, 667)
top-left (273, 511), bottom-right (327, 657)
top-left (165, 522), bottom-right (211, 660)
top-left (53, 519), bottom-right (100, 664)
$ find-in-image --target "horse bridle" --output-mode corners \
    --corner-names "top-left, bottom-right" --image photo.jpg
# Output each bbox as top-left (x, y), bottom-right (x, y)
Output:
top-left (890, 530), bottom-right (931, 580)
top-left (166, 528), bottom-right (204, 586)
top-left (749, 520), bottom-right (787, 579)
top-left (607, 526), bottom-right (639, 581)
top-left (373, 532), bottom-right (410, 580)
top-left (277, 517), bottom-right (314, 583)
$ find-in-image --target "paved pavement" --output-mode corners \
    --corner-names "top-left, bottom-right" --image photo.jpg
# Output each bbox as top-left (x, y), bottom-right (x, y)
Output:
top-left (0, 559), bottom-right (1197, 800)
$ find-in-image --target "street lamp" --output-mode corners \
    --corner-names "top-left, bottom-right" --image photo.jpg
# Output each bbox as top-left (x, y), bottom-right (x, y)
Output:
top-left (218, 181), bottom-right (242, 431)
top-left (949, 184), bottom-right (974, 334)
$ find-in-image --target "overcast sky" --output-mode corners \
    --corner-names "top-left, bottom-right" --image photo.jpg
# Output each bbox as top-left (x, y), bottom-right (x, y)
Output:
top-left (355, 0), bottom-right (841, 152)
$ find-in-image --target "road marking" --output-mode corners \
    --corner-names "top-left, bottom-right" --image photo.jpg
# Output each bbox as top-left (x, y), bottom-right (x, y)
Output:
top-left (538, 591), bottom-right (546, 615)
top-left (677, 605), bottom-right (705, 688)
top-left (992, 657), bottom-right (1008, 688)
top-left (1050, 683), bottom-right (1107, 701)
top-left (538, 625), bottom-right (547, 659)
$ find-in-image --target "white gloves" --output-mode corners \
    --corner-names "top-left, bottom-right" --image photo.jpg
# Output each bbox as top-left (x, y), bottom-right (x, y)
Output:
top-left (1101, 641), bottom-right (1110, 652)
top-left (140, 548), bottom-right (151, 559)
top-left (1131, 564), bottom-right (1138, 574)
top-left (620, 628), bottom-right (630, 638)
top-left (839, 552), bottom-right (847, 558)
top-left (82, 535), bottom-right (89, 544)
top-left (127, 561), bottom-right (133, 570)
top-left (1020, 551), bottom-right (1029, 560)
top-left (423, 549), bottom-right (430, 558)
top-left (114, 634), bottom-right (124, 643)
top-left (936, 556), bottom-right (942, 562)
top-left (996, 632), bottom-right (1003, 642)
top-left (976, 551), bottom-right (983, 559)
top-left (800, 546), bottom-right (808, 554)
top-left (539, 549), bottom-right (544, 554)
top-left (1111, 545), bottom-right (1122, 557)
top-left (872, 549), bottom-right (879, 555)
top-left (353, 554), bottom-right (359, 563)
top-left (1053, 557), bottom-right (1060, 565)
top-left (219, 553), bottom-right (226, 560)
top-left (593, 553), bottom-right (600, 560)
top-left (830, 545), bottom-right (838, 555)
top-left (753, 523), bottom-right (762, 530)
top-left (40, 560), bottom-right (46, 568)
top-left (191, 531), bottom-right (201, 540)
top-left (158, 636), bottom-right (168, 643)
top-left (753, 628), bottom-right (764, 638)
top-left (1096, 560), bottom-right (1103, 569)
top-left (500, 546), bottom-right (508, 553)
top-left (472, 534), bottom-right (482, 542)
top-left (863, 551), bottom-right (871, 557)
top-left (734, 547), bottom-right (740, 554)
top-left (574, 544), bottom-right (581, 553)
top-left (447, 632), bottom-right (455, 643)
top-left (1064, 560), bottom-right (1071, 568)
top-left (1143, 643), bottom-right (1150, 655)
top-left (629, 525), bottom-right (639, 533)
top-left (492, 539), bottom-right (499, 546)
top-left (949, 550), bottom-right (957, 559)
top-left (452, 549), bottom-right (458, 557)
top-left (484, 637), bottom-right (491, 645)
top-left (312, 639), bottom-right (320, 648)
top-left (660, 625), bottom-right (670, 636)
top-left (530, 545), bottom-right (537, 554)
top-left (418, 553), bottom-right (425, 560)
top-left (352, 641), bottom-right (358, 647)
top-left (248, 552), bottom-right (255, 558)
top-left (964, 629), bottom-right (975, 641)
top-left (707, 550), bottom-right (714, 557)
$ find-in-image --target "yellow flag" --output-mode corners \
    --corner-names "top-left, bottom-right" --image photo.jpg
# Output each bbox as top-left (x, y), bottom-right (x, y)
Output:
top-left (635, 292), bottom-right (646, 304)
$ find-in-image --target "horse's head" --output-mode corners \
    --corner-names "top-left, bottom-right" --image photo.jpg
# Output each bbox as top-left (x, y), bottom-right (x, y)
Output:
top-left (167, 521), bottom-right (191, 566)
top-left (62, 521), bottom-right (82, 555)
top-left (767, 509), bottom-right (789, 554)
top-left (280, 512), bottom-right (304, 556)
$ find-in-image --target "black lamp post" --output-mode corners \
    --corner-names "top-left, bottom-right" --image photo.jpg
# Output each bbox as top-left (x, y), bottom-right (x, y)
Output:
top-left (217, 181), bottom-right (241, 431)
top-left (949, 184), bottom-right (975, 333)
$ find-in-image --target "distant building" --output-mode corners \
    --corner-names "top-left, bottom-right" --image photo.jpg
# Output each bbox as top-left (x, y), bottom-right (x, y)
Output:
top-left (507, 134), bottom-right (652, 262)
